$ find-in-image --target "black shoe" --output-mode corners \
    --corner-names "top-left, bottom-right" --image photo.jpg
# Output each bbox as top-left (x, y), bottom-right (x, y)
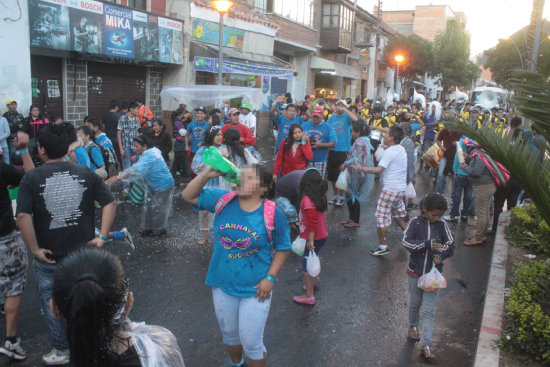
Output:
top-left (0, 304), bottom-right (4, 316)
top-left (461, 215), bottom-right (468, 222)
top-left (370, 247), bottom-right (390, 256)
top-left (139, 230), bottom-right (153, 237)
top-left (153, 228), bottom-right (167, 236)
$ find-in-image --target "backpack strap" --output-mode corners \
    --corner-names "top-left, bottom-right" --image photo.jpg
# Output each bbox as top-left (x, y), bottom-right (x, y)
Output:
top-left (263, 199), bottom-right (276, 243)
top-left (215, 191), bottom-right (237, 215)
top-left (86, 143), bottom-right (100, 167)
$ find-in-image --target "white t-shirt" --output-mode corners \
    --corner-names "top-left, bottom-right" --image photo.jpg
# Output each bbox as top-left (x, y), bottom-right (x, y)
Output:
top-left (239, 113), bottom-right (257, 137)
top-left (378, 144), bottom-right (408, 192)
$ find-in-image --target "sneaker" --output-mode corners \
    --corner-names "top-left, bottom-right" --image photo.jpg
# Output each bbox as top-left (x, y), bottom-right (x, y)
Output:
top-left (41, 349), bottom-right (70, 365)
top-left (0, 338), bottom-right (26, 360)
top-left (443, 215), bottom-right (458, 222)
top-left (328, 197), bottom-right (338, 205)
top-left (420, 343), bottom-right (435, 360)
top-left (460, 215), bottom-right (468, 222)
top-left (335, 198), bottom-right (344, 207)
top-left (370, 247), bottom-right (390, 256)
top-left (120, 227), bottom-right (135, 249)
top-left (292, 295), bottom-right (316, 305)
top-left (408, 327), bottom-right (420, 341)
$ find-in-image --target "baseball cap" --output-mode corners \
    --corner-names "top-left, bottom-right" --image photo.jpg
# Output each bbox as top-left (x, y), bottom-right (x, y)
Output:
top-left (228, 107), bottom-right (240, 116)
top-left (6, 98), bottom-right (16, 105)
top-left (195, 106), bottom-right (206, 113)
top-left (337, 99), bottom-right (348, 107)
top-left (312, 106), bottom-right (324, 117)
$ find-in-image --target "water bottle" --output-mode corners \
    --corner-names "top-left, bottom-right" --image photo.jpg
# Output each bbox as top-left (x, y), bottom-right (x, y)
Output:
top-left (202, 146), bottom-right (241, 184)
top-left (456, 143), bottom-right (465, 164)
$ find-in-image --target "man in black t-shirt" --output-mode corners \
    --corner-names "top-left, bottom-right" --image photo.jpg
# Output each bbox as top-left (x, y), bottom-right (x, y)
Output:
top-left (102, 99), bottom-right (122, 162)
top-left (16, 124), bottom-right (115, 365)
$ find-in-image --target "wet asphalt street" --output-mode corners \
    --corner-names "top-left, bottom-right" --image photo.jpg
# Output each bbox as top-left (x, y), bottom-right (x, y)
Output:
top-left (2, 141), bottom-right (493, 367)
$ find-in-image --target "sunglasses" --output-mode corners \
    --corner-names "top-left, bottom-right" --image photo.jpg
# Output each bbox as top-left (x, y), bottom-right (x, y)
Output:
top-left (231, 112), bottom-right (240, 116)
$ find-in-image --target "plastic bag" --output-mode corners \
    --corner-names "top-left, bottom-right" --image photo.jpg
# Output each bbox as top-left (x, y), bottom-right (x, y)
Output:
top-left (306, 251), bottom-right (321, 277)
top-left (291, 237), bottom-right (306, 256)
top-left (417, 265), bottom-right (447, 292)
top-left (128, 320), bottom-right (186, 367)
top-left (335, 170), bottom-right (348, 190)
top-left (405, 182), bottom-right (417, 200)
top-left (375, 145), bottom-right (384, 161)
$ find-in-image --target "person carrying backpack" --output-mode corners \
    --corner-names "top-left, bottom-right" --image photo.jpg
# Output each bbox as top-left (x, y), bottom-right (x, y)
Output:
top-left (182, 164), bottom-right (291, 367)
top-left (86, 117), bottom-right (119, 178)
top-left (77, 126), bottom-right (107, 179)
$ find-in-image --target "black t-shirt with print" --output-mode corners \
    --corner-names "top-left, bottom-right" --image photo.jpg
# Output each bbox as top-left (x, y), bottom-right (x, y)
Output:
top-left (103, 111), bottom-right (121, 143)
top-left (0, 162), bottom-right (24, 237)
top-left (16, 161), bottom-right (114, 261)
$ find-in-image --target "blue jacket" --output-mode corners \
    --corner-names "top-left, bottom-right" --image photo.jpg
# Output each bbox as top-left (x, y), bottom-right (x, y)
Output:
top-left (452, 135), bottom-right (469, 176)
top-left (402, 215), bottom-right (455, 277)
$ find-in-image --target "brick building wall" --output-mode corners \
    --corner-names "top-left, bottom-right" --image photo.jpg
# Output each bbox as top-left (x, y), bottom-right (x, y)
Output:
top-left (148, 68), bottom-right (163, 118)
top-left (413, 6), bottom-right (448, 41)
top-left (65, 59), bottom-right (88, 124)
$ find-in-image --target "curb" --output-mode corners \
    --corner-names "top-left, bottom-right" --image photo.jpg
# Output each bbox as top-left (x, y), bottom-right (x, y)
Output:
top-left (473, 211), bottom-right (510, 367)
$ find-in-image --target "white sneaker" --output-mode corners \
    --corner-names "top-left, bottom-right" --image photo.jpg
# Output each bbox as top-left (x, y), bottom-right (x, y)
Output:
top-left (0, 338), bottom-right (26, 360)
top-left (41, 349), bottom-right (70, 366)
top-left (121, 227), bottom-right (135, 249)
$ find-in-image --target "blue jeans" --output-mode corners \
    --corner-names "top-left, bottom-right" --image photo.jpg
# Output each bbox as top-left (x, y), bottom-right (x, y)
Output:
top-left (2, 147), bottom-right (8, 164)
top-left (435, 156), bottom-right (448, 194)
top-left (121, 147), bottom-right (135, 189)
top-left (450, 174), bottom-right (473, 217)
top-left (34, 261), bottom-right (70, 351)
top-left (7, 141), bottom-right (15, 162)
top-left (408, 275), bottom-right (439, 346)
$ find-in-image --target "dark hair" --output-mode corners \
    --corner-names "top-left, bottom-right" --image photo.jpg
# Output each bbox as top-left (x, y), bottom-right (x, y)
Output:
top-left (372, 106), bottom-right (382, 114)
top-left (120, 102), bottom-right (129, 111)
top-left (419, 193), bottom-right (448, 212)
top-left (53, 248), bottom-right (128, 367)
top-left (87, 117), bottom-right (102, 130)
top-left (133, 134), bottom-right (150, 147)
top-left (257, 164), bottom-right (275, 199)
top-left (285, 103), bottom-right (297, 111)
top-left (29, 104), bottom-right (41, 114)
top-left (510, 116), bottom-right (522, 129)
top-left (152, 118), bottom-right (166, 133)
top-left (203, 126), bottom-right (222, 147)
top-left (349, 105), bottom-right (359, 113)
top-left (83, 116), bottom-right (89, 124)
top-left (399, 122), bottom-right (412, 137)
top-left (412, 103), bottom-right (421, 110)
top-left (283, 124), bottom-right (303, 153)
top-left (388, 125), bottom-right (404, 144)
top-left (223, 128), bottom-right (247, 163)
top-left (134, 97), bottom-right (143, 104)
top-left (284, 92), bottom-right (292, 103)
top-left (299, 169), bottom-right (328, 212)
top-left (128, 102), bottom-right (138, 110)
top-left (211, 108), bottom-right (221, 115)
top-left (352, 122), bottom-right (370, 137)
top-left (210, 113), bottom-right (221, 126)
top-left (78, 125), bottom-right (94, 141)
top-left (38, 123), bottom-right (75, 159)
top-left (397, 112), bottom-right (411, 123)
top-left (109, 100), bottom-right (119, 110)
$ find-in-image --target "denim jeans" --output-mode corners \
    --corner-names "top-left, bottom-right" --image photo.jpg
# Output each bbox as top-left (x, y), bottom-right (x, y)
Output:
top-left (2, 147), bottom-right (8, 164)
top-left (7, 141), bottom-right (15, 161)
top-left (450, 174), bottom-right (473, 217)
top-left (408, 275), bottom-right (439, 346)
top-left (34, 260), bottom-right (70, 351)
top-left (212, 287), bottom-right (271, 360)
top-left (435, 156), bottom-right (448, 194)
top-left (121, 147), bottom-right (135, 189)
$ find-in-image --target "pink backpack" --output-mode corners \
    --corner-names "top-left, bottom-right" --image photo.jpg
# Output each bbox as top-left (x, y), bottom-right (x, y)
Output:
top-left (215, 191), bottom-right (276, 243)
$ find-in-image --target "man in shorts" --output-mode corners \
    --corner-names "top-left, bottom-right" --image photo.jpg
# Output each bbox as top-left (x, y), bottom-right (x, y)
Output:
top-left (355, 126), bottom-right (408, 256)
top-left (301, 106), bottom-right (336, 178)
top-left (327, 100), bottom-right (357, 206)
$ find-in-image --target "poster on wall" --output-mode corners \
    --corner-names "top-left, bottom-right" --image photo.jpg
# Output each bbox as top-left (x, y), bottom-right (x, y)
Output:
top-left (133, 12), bottom-right (159, 61)
top-left (29, 0), bottom-right (71, 50)
top-left (159, 17), bottom-right (183, 64)
top-left (103, 4), bottom-right (134, 58)
top-left (192, 19), bottom-right (244, 49)
top-left (69, 0), bottom-right (104, 54)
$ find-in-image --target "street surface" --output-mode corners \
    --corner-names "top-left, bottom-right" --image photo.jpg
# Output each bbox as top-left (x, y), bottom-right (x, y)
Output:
top-left (3, 140), bottom-right (493, 367)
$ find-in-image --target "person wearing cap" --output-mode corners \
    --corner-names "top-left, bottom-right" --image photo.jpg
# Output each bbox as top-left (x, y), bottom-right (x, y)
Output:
top-left (186, 107), bottom-right (211, 176)
top-left (4, 100), bottom-right (26, 163)
top-left (221, 107), bottom-right (256, 148)
top-left (360, 99), bottom-right (371, 120)
top-left (271, 95), bottom-right (310, 152)
top-left (239, 101), bottom-right (257, 137)
top-left (327, 99), bottom-right (358, 207)
top-left (301, 106), bottom-right (337, 178)
top-left (368, 106), bottom-right (390, 166)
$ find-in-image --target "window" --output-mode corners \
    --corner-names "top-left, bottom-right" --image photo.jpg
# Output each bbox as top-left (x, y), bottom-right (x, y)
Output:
top-left (273, 0), bottom-right (313, 26)
top-left (254, 0), bottom-right (268, 12)
top-left (322, 3), bottom-right (339, 28)
top-left (339, 5), bottom-right (353, 32)
top-left (127, 0), bottom-right (146, 10)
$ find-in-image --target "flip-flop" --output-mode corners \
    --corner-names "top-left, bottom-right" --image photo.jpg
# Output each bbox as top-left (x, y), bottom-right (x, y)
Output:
top-left (343, 222), bottom-right (360, 228)
top-left (197, 238), bottom-right (207, 245)
top-left (464, 238), bottom-right (484, 246)
top-left (341, 219), bottom-right (352, 225)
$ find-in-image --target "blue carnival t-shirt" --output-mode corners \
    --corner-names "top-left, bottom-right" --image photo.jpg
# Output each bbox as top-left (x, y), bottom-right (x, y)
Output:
top-left (301, 120), bottom-right (337, 162)
top-left (195, 188), bottom-right (291, 297)
top-left (187, 120), bottom-right (210, 153)
top-left (275, 114), bottom-right (305, 151)
top-left (328, 113), bottom-right (354, 152)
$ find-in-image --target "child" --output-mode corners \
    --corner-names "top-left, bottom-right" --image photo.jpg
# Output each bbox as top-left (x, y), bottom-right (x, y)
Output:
top-left (402, 193), bottom-right (454, 360)
top-left (293, 168), bottom-right (328, 306)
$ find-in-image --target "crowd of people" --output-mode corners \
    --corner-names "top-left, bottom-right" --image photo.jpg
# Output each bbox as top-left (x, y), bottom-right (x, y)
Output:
top-left (0, 90), bottom-right (546, 367)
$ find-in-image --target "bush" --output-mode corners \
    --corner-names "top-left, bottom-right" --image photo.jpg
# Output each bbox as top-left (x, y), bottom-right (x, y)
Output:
top-left (506, 205), bottom-right (550, 258)
top-left (502, 260), bottom-right (550, 365)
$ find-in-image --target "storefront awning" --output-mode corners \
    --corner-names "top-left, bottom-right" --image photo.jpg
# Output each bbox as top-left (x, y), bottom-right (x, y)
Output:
top-left (310, 56), bottom-right (361, 80)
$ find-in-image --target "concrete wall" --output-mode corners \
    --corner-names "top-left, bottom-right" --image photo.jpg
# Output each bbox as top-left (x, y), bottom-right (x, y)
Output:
top-left (242, 32), bottom-right (274, 56)
top-left (0, 0), bottom-right (32, 114)
top-left (64, 60), bottom-right (88, 124)
top-left (413, 6), bottom-right (448, 41)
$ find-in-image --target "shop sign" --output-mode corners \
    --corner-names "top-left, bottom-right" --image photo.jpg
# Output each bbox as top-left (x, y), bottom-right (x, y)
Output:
top-left (193, 57), bottom-right (294, 80)
top-left (28, 0), bottom-right (183, 64)
top-left (192, 19), bottom-right (244, 49)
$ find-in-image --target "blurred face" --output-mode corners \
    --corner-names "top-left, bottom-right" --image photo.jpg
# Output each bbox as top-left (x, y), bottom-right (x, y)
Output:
top-left (213, 131), bottom-right (222, 146)
top-left (241, 108), bottom-right (250, 115)
top-left (412, 105), bottom-right (418, 114)
top-left (336, 103), bottom-right (346, 114)
top-left (236, 167), bottom-right (266, 199)
top-left (133, 141), bottom-right (146, 155)
top-left (387, 108), bottom-right (394, 116)
top-left (286, 106), bottom-right (297, 119)
top-left (31, 107), bottom-right (40, 118)
top-left (423, 208), bottom-right (445, 223)
top-left (85, 122), bottom-right (97, 132)
top-left (351, 129), bottom-right (360, 139)
top-left (8, 103), bottom-right (17, 113)
top-left (152, 121), bottom-right (161, 133)
top-left (383, 132), bottom-right (395, 146)
top-left (373, 111), bottom-right (381, 119)
top-left (431, 105), bottom-right (436, 114)
top-left (312, 115), bottom-right (323, 125)
top-left (229, 111), bottom-right (239, 124)
top-left (78, 130), bottom-right (90, 144)
top-left (292, 128), bottom-right (303, 142)
top-left (129, 107), bottom-right (138, 116)
top-left (196, 111), bottom-right (206, 121)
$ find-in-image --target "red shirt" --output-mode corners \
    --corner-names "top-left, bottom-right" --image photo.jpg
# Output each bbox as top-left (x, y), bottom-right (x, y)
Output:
top-left (436, 129), bottom-right (462, 159)
top-left (273, 138), bottom-right (313, 176)
top-left (221, 123), bottom-right (256, 146)
top-left (299, 195), bottom-right (328, 240)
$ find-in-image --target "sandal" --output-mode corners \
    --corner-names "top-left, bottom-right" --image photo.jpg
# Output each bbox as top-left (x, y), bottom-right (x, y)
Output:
top-left (341, 219), bottom-right (352, 225)
top-left (197, 238), bottom-right (207, 245)
top-left (464, 238), bottom-right (484, 246)
top-left (343, 222), bottom-right (360, 228)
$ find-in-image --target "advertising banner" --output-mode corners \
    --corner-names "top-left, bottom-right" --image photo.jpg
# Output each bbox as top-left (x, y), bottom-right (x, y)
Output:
top-left (103, 4), bottom-right (133, 58)
top-left (29, 0), bottom-right (71, 50)
top-left (193, 57), bottom-right (294, 80)
top-left (69, 0), bottom-right (103, 54)
top-left (133, 12), bottom-right (159, 61)
top-left (159, 17), bottom-right (183, 64)
top-left (192, 19), bottom-right (244, 49)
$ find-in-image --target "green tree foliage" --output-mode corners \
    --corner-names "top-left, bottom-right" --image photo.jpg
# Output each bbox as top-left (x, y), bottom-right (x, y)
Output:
top-left (432, 19), bottom-right (480, 93)
top-left (383, 34), bottom-right (435, 78)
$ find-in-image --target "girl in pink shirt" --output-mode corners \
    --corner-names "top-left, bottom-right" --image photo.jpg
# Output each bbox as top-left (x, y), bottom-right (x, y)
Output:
top-left (293, 168), bottom-right (328, 306)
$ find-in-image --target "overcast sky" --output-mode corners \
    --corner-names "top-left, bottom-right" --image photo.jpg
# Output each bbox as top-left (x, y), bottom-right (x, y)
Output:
top-left (358, 0), bottom-right (550, 57)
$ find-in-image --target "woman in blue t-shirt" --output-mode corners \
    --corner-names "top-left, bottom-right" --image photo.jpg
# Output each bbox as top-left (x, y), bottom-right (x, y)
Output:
top-left (77, 125), bottom-right (106, 178)
top-left (182, 164), bottom-right (291, 367)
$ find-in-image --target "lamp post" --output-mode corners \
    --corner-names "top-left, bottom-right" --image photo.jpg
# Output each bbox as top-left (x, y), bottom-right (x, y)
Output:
top-left (213, 1), bottom-right (233, 86)
top-left (394, 54), bottom-right (404, 95)
top-left (504, 37), bottom-right (525, 70)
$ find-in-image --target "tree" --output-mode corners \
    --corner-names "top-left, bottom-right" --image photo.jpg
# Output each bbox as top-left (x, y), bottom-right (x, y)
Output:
top-left (383, 34), bottom-right (435, 78)
top-left (432, 19), bottom-right (479, 96)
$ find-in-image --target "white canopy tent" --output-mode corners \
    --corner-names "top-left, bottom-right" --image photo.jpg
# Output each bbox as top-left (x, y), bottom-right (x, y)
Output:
top-left (160, 85), bottom-right (265, 111)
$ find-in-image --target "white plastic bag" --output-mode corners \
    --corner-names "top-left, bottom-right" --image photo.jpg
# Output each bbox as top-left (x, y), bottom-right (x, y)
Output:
top-left (335, 170), bottom-right (348, 190)
top-left (291, 237), bottom-right (306, 256)
top-left (405, 182), bottom-right (417, 200)
top-left (417, 265), bottom-right (447, 292)
top-left (375, 145), bottom-right (384, 161)
top-left (306, 251), bottom-right (321, 277)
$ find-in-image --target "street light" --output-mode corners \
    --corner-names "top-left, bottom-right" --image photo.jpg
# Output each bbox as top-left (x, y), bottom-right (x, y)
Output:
top-left (394, 54), bottom-right (404, 95)
top-left (213, 1), bottom-right (233, 86)
top-left (503, 37), bottom-right (525, 70)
